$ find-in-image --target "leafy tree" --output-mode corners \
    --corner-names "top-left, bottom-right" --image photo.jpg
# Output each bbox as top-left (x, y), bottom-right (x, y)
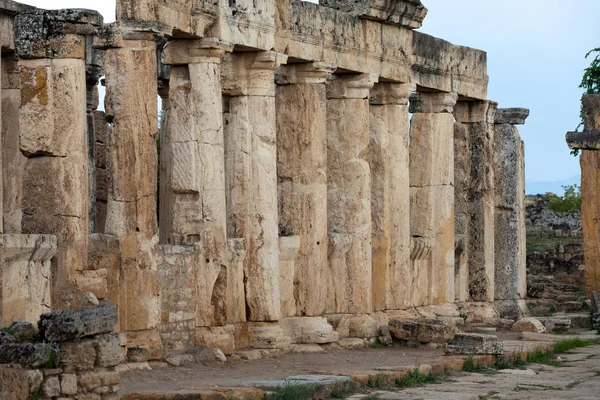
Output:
top-left (547, 184), bottom-right (582, 213)
top-left (573, 48), bottom-right (600, 155)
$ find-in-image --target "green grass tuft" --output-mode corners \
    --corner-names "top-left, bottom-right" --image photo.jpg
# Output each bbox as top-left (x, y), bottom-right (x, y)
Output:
top-left (462, 356), bottom-right (487, 372)
top-left (269, 384), bottom-right (317, 400)
top-left (395, 367), bottom-right (441, 389)
top-left (553, 338), bottom-right (597, 353)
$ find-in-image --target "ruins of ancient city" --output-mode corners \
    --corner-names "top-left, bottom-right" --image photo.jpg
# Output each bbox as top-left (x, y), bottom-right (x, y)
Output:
top-left (1, 0), bottom-right (600, 399)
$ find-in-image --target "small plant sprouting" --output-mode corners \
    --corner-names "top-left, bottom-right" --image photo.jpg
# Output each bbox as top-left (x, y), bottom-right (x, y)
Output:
top-left (395, 367), bottom-right (441, 389)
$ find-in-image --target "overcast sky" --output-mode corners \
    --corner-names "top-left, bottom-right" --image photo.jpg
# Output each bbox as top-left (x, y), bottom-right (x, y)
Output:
top-left (19, 0), bottom-right (599, 183)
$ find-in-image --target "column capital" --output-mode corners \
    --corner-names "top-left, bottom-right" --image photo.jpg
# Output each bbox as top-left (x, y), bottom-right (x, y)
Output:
top-left (326, 73), bottom-right (378, 99)
top-left (409, 91), bottom-right (458, 114)
top-left (275, 62), bottom-right (336, 85)
top-left (93, 21), bottom-right (170, 50)
top-left (369, 82), bottom-right (415, 105)
top-left (454, 100), bottom-right (498, 123)
top-left (222, 51), bottom-right (288, 96)
top-left (15, 9), bottom-right (103, 60)
top-left (494, 108), bottom-right (530, 125)
top-left (162, 38), bottom-right (234, 65)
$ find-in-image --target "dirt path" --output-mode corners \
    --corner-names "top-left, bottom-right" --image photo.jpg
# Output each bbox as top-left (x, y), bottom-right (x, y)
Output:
top-left (359, 345), bottom-right (600, 400)
top-left (120, 345), bottom-right (444, 395)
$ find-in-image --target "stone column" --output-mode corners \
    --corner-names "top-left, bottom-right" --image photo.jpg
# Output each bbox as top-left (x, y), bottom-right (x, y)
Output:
top-left (409, 91), bottom-right (458, 306)
top-left (161, 38), bottom-right (237, 327)
top-left (95, 24), bottom-right (163, 335)
top-left (15, 10), bottom-right (103, 309)
top-left (326, 73), bottom-right (377, 314)
top-left (573, 96), bottom-right (600, 294)
top-left (369, 83), bottom-right (414, 311)
top-left (454, 101), bottom-right (497, 318)
top-left (2, 52), bottom-right (24, 235)
top-left (223, 51), bottom-right (287, 322)
top-left (493, 108), bottom-right (529, 319)
top-left (275, 62), bottom-right (335, 317)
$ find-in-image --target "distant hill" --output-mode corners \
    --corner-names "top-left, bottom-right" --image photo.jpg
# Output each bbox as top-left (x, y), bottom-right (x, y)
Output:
top-left (526, 175), bottom-right (581, 196)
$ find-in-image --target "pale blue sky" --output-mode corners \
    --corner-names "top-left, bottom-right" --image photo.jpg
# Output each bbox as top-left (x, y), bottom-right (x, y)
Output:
top-left (19, 0), bottom-right (598, 184)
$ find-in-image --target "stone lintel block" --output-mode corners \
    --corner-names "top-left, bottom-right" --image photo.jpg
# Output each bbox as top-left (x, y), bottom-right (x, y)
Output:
top-left (566, 130), bottom-right (600, 150)
top-left (582, 94), bottom-right (600, 131)
top-left (93, 21), bottom-right (171, 50)
top-left (2, 234), bottom-right (57, 262)
top-left (318, 0), bottom-right (428, 29)
top-left (222, 51), bottom-right (288, 96)
top-left (0, 343), bottom-right (59, 368)
top-left (161, 38), bottom-right (234, 65)
top-left (494, 108), bottom-right (530, 125)
top-left (388, 318), bottom-right (457, 343)
top-left (445, 332), bottom-right (503, 355)
top-left (454, 100), bottom-right (498, 123)
top-left (276, 62), bottom-right (336, 85)
top-left (369, 82), bottom-right (415, 105)
top-left (326, 73), bottom-right (378, 99)
top-left (15, 9), bottom-right (103, 59)
top-left (39, 303), bottom-right (118, 342)
top-left (409, 91), bottom-right (458, 114)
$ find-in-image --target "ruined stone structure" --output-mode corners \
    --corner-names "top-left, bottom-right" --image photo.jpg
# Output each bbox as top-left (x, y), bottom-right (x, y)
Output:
top-left (567, 94), bottom-right (600, 295)
top-left (1, 0), bottom-right (529, 363)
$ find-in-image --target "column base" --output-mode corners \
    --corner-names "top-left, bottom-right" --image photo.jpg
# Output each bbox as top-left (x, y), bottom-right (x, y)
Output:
top-left (494, 299), bottom-right (530, 320)
top-left (459, 302), bottom-right (499, 325)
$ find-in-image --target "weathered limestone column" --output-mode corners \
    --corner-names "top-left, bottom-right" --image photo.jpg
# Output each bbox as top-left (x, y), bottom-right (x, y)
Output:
top-left (161, 38), bottom-right (237, 327)
top-left (15, 10), bottom-right (102, 309)
top-left (493, 108), bottom-right (529, 318)
top-left (454, 101), bottom-right (497, 318)
top-left (85, 41), bottom-right (105, 234)
top-left (223, 51), bottom-right (287, 322)
top-left (95, 24), bottom-right (163, 335)
top-left (0, 53), bottom-right (27, 233)
top-left (568, 96), bottom-right (600, 294)
top-left (275, 62), bottom-right (335, 316)
top-left (369, 83), bottom-right (414, 311)
top-left (326, 73), bottom-right (378, 314)
top-left (409, 91), bottom-right (458, 306)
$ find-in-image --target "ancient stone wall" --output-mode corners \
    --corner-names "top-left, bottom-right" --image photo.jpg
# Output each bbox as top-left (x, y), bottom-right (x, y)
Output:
top-left (0, 0), bottom-right (529, 363)
top-left (0, 304), bottom-right (121, 400)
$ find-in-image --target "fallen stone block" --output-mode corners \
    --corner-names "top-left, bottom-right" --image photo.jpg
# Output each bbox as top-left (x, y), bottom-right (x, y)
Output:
top-left (389, 318), bottom-right (457, 343)
top-left (194, 348), bottom-right (227, 363)
top-left (38, 303), bottom-right (118, 342)
top-left (536, 318), bottom-right (571, 332)
top-left (511, 317), bottom-right (546, 334)
top-left (279, 316), bottom-right (339, 344)
top-left (165, 354), bottom-right (195, 367)
top-left (292, 344), bottom-right (325, 354)
top-left (445, 333), bottom-right (503, 355)
top-left (0, 343), bottom-right (59, 368)
top-left (243, 374), bottom-right (355, 399)
top-left (5, 321), bottom-right (36, 343)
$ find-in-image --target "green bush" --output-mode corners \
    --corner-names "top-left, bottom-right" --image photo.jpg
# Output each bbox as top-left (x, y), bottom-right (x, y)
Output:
top-left (547, 184), bottom-right (581, 213)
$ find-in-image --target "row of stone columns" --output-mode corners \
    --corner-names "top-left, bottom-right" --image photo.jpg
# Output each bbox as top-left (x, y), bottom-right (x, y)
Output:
top-left (3, 13), bottom-right (529, 338)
